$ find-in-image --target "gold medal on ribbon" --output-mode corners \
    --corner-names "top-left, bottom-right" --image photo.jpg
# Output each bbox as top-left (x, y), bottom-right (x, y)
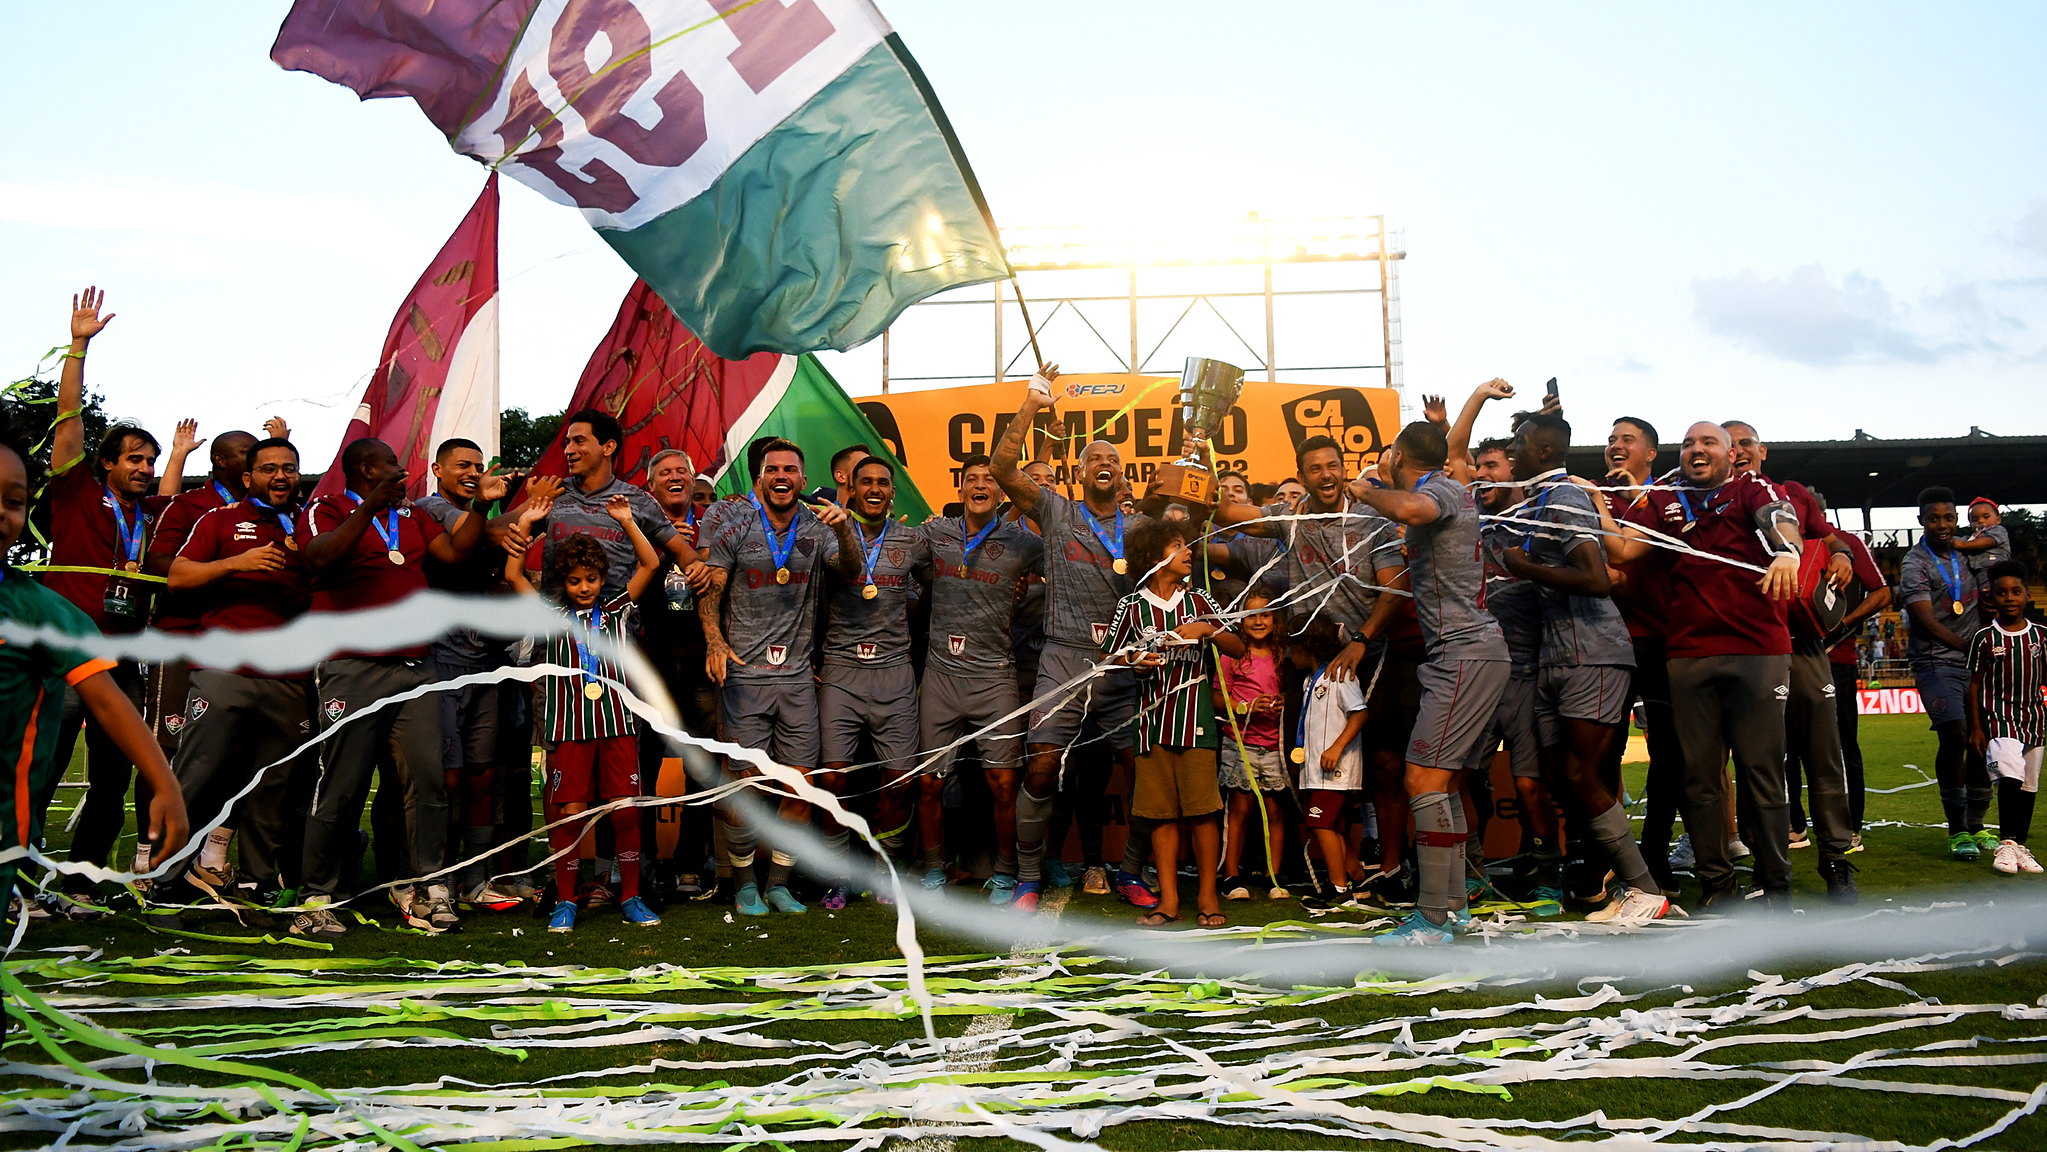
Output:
top-left (956, 563), bottom-right (969, 578)
top-left (1235, 700), bottom-right (1251, 715)
top-left (775, 567), bottom-right (791, 584)
top-left (1953, 600), bottom-right (1965, 615)
top-left (120, 560), bottom-right (140, 572)
top-left (388, 549), bottom-right (406, 566)
top-left (583, 681), bottom-right (604, 701)
top-left (283, 537), bottom-right (298, 551)
top-left (862, 583), bottom-right (879, 600)
top-left (1289, 747), bottom-right (1307, 764)
top-left (1112, 558), bottom-right (1127, 575)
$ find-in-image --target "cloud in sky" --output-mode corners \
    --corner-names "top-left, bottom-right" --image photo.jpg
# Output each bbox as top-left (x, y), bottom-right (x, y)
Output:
top-left (2014, 199), bottom-right (2047, 261)
top-left (1689, 264), bottom-right (2026, 367)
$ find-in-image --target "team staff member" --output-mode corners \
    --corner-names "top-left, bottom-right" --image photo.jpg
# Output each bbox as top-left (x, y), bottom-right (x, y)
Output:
top-left (1347, 422), bottom-right (1511, 945)
top-left (1823, 524), bottom-right (1891, 849)
top-left (816, 457), bottom-right (932, 909)
top-left (992, 368), bottom-right (1159, 911)
top-left (1899, 486), bottom-right (1994, 859)
top-left (291, 438), bottom-right (489, 939)
top-left (144, 423), bottom-right (262, 764)
top-left (0, 415), bottom-right (188, 981)
top-left (41, 286), bottom-right (167, 916)
top-left (416, 437), bottom-right (523, 910)
top-left (918, 456), bottom-right (1044, 901)
top-left (699, 439), bottom-right (862, 917)
top-left (1598, 422), bottom-right (1807, 910)
top-left (159, 438), bottom-right (314, 915)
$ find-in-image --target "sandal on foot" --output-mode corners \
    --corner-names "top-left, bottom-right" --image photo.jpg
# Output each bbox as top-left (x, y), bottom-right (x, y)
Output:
top-left (1197, 911), bottom-right (1227, 927)
top-left (1135, 910), bottom-right (1179, 927)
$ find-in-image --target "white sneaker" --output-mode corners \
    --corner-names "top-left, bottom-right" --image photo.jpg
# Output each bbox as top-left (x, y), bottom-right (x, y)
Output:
top-left (2015, 843), bottom-right (2044, 874)
top-left (1994, 840), bottom-right (2025, 875)
top-left (1728, 838), bottom-right (1753, 861)
top-left (1585, 887), bottom-right (1683, 924)
top-left (1787, 829), bottom-right (1811, 850)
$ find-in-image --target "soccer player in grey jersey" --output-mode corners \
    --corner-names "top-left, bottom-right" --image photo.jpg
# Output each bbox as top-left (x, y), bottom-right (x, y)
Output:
top-left (1501, 414), bottom-right (1676, 923)
top-left (1347, 421), bottom-right (1511, 945)
top-left (815, 456), bottom-right (933, 909)
top-left (919, 455), bottom-right (1045, 899)
top-left (993, 368), bottom-right (1161, 912)
top-left (699, 439), bottom-right (862, 916)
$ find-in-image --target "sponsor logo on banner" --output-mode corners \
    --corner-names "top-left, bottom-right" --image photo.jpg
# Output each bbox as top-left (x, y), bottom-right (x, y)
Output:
top-left (766, 645), bottom-right (788, 666)
top-left (856, 642), bottom-right (879, 662)
top-left (1092, 622), bottom-right (1109, 645)
top-left (1858, 687), bottom-right (1926, 715)
top-left (948, 634), bottom-right (967, 657)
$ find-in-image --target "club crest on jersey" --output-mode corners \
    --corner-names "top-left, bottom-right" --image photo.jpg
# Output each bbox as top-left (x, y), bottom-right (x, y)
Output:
top-left (188, 697), bottom-right (209, 721)
top-left (885, 546), bottom-right (906, 568)
top-left (856, 642), bottom-right (880, 662)
top-left (766, 645), bottom-right (789, 666)
top-left (323, 697), bottom-right (346, 723)
top-left (948, 634), bottom-right (967, 657)
top-left (1091, 622), bottom-right (1109, 645)
top-left (163, 713), bottom-right (186, 736)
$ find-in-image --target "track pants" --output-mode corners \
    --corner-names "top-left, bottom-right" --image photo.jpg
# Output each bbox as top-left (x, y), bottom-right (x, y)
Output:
top-left (1667, 653), bottom-right (1792, 895)
top-left (302, 658), bottom-right (447, 899)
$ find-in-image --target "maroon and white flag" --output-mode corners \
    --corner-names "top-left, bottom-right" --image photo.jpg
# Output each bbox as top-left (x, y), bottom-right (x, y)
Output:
top-left (316, 175), bottom-right (500, 498)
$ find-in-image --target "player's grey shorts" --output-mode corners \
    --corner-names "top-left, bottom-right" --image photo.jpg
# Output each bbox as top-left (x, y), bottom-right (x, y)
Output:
top-left (820, 663), bottom-right (919, 773)
top-left (721, 676), bottom-right (821, 770)
top-left (1466, 674), bottom-right (1541, 779)
top-left (920, 672), bottom-right (1025, 777)
top-left (1911, 659), bottom-right (1970, 729)
top-left (1535, 663), bottom-right (1632, 744)
top-left (1407, 658), bottom-right (1511, 771)
top-left (1026, 641), bottom-right (1136, 751)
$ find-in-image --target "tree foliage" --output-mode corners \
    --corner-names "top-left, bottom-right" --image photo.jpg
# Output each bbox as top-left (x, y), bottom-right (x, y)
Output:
top-left (498, 407), bottom-right (562, 471)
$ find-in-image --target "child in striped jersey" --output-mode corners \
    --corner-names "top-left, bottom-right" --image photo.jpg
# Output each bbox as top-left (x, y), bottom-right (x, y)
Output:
top-left (1103, 519), bottom-right (1245, 927)
top-left (507, 498), bottom-right (662, 932)
top-left (1967, 561), bottom-right (2044, 875)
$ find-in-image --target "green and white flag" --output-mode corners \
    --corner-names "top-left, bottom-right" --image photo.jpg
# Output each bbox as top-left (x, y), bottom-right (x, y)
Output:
top-left (713, 354), bottom-right (930, 520)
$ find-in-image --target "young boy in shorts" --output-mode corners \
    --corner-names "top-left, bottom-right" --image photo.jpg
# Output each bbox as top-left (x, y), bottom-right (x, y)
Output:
top-left (1102, 519), bottom-right (1245, 926)
top-left (1289, 619), bottom-right (1370, 911)
top-left (1967, 560), bottom-right (2044, 875)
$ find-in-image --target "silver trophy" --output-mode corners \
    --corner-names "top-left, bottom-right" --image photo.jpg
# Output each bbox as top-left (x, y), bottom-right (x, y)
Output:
top-left (1145, 356), bottom-right (1246, 511)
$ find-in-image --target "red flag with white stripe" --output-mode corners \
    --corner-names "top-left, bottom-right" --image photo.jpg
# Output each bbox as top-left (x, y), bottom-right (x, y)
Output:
top-left (315, 174), bottom-right (500, 498)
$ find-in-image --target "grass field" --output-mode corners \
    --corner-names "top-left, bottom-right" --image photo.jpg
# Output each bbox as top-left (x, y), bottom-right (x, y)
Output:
top-left (2, 713), bottom-right (2044, 1150)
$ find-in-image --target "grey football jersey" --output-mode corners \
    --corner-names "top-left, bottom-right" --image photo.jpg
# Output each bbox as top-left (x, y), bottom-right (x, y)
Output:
top-left (1035, 489), bottom-right (1148, 650)
top-left (536, 476), bottom-right (679, 601)
top-left (1523, 480), bottom-right (1635, 669)
top-left (1479, 520), bottom-right (1541, 679)
top-left (923, 515), bottom-right (1044, 678)
top-left (820, 519), bottom-right (932, 671)
top-left (704, 503), bottom-right (832, 681)
top-left (1281, 499), bottom-right (1404, 630)
top-left (1404, 471), bottom-right (1507, 661)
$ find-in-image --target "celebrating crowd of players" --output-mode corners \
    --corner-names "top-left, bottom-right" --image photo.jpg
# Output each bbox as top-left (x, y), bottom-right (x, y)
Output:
top-left (3, 288), bottom-right (2042, 950)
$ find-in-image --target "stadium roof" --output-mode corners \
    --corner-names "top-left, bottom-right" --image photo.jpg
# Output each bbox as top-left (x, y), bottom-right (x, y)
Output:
top-left (1565, 431), bottom-right (2047, 514)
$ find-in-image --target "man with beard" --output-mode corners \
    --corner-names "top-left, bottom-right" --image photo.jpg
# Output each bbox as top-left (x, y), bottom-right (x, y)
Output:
top-left (640, 448), bottom-right (721, 901)
top-left (992, 368), bottom-right (1160, 911)
top-left (1501, 413), bottom-right (1675, 922)
top-left (919, 455), bottom-right (1044, 902)
top-left (416, 438), bottom-right (522, 911)
top-left (291, 438), bottom-right (491, 938)
top-left (814, 457), bottom-right (933, 908)
top-left (145, 424), bottom-right (260, 757)
top-left (157, 438), bottom-right (316, 920)
top-left (700, 439), bottom-right (862, 915)
top-left (1211, 433), bottom-right (1415, 901)
top-left (1593, 422), bottom-right (1806, 910)
top-left (1722, 420), bottom-right (1865, 902)
top-left (1900, 486), bottom-right (1994, 859)
top-left (1343, 422), bottom-right (1510, 945)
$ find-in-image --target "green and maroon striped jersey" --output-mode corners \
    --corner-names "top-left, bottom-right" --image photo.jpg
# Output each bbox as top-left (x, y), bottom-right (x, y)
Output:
top-left (537, 593), bottom-right (639, 744)
top-left (1969, 620), bottom-right (2047, 747)
top-left (1103, 586), bottom-right (1226, 753)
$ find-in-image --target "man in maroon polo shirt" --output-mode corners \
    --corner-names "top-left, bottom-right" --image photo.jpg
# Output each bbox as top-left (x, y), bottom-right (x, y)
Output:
top-left (145, 425), bottom-right (259, 760)
top-left (1597, 422), bottom-right (1806, 910)
top-left (157, 438), bottom-right (313, 920)
top-left (40, 286), bottom-right (170, 915)
top-left (290, 437), bottom-right (488, 939)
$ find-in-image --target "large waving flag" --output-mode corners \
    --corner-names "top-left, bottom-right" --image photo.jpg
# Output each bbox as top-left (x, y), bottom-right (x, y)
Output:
top-left (273, 0), bottom-right (1012, 360)
top-left (315, 174), bottom-right (500, 499)
top-left (531, 278), bottom-right (930, 519)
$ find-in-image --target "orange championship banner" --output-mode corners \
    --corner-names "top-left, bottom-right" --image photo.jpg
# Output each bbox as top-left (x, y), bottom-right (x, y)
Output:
top-left (852, 374), bottom-right (1404, 507)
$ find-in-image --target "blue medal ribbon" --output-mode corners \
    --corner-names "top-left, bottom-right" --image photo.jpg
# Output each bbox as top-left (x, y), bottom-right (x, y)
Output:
top-left (210, 480), bottom-right (234, 505)
top-left (859, 521), bottom-right (888, 588)
top-left (250, 497), bottom-right (295, 538)
top-left (105, 486), bottom-right (143, 567)
top-left (1521, 484), bottom-right (1557, 553)
top-left (959, 515), bottom-right (1000, 571)
top-left (750, 494), bottom-right (796, 574)
top-left (1085, 504), bottom-right (1125, 570)
top-left (1920, 539), bottom-right (1966, 613)
top-left (578, 605), bottom-right (605, 688)
top-left (1294, 662), bottom-right (1329, 755)
top-left (343, 490), bottom-right (402, 555)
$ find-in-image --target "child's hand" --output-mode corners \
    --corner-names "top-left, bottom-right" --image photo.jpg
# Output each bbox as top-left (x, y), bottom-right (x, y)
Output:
top-left (1253, 693), bottom-right (1282, 715)
top-left (1130, 651), bottom-right (1168, 669)
top-left (605, 493), bottom-right (635, 525)
top-left (1968, 725), bottom-right (1988, 757)
top-left (1173, 620), bottom-right (1217, 643)
top-left (520, 494), bottom-right (555, 526)
top-left (1320, 747), bottom-right (1342, 774)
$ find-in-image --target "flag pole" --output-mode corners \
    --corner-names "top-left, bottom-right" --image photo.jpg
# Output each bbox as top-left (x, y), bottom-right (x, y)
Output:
top-left (1010, 273), bottom-right (1073, 500)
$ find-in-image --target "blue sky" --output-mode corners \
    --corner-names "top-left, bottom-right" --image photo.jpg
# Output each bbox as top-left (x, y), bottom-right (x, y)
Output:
top-left (3, 2), bottom-right (2043, 492)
